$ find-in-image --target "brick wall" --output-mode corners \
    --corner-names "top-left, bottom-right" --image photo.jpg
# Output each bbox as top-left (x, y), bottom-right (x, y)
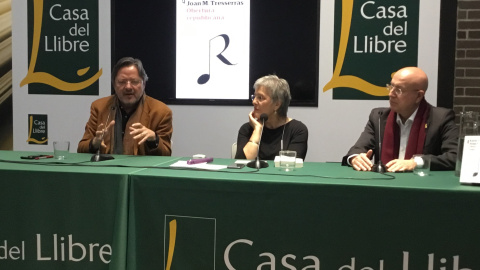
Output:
top-left (455, 0), bottom-right (480, 114)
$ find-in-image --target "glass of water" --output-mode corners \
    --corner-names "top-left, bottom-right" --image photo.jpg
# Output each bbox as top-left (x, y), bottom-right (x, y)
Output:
top-left (413, 154), bottom-right (430, 176)
top-left (279, 150), bottom-right (296, 172)
top-left (53, 141), bottom-right (70, 160)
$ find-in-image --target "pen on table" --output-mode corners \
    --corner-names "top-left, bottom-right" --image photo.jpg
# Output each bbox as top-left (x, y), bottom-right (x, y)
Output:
top-left (187, 157), bottom-right (213, 165)
top-left (35, 155), bottom-right (54, 160)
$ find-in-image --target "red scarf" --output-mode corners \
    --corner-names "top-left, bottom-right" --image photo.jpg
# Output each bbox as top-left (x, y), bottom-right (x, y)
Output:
top-left (381, 99), bottom-right (430, 164)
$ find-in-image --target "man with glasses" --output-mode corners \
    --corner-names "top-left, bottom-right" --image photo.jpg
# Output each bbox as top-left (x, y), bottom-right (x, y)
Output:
top-left (342, 67), bottom-right (458, 172)
top-left (78, 57), bottom-right (172, 156)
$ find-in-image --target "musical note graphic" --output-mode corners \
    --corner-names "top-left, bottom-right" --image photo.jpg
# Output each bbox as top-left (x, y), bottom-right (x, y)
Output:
top-left (197, 34), bottom-right (236, 84)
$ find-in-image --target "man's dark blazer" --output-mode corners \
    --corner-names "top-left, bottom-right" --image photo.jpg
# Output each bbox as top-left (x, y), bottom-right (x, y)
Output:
top-left (342, 106), bottom-right (459, 170)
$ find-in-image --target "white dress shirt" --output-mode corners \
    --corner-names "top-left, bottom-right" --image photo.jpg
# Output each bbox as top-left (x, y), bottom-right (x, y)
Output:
top-left (347, 108), bottom-right (419, 165)
top-left (396, 108), bottom-right (418, 160)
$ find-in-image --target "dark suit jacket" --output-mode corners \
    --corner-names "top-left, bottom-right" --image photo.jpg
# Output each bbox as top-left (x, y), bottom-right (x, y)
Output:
top-left (77, 95), bottom-right (172, 156)
top-left (342, 106), bottom-right (458, 170)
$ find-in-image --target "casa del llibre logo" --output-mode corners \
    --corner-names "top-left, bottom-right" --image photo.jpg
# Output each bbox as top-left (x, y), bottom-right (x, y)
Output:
top-left (20, 0), bottom-right (102, 94)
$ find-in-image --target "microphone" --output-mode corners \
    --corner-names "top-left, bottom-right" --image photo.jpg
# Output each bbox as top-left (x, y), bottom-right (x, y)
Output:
top-left (247, 113), bottom-right (269, 169)
top-left (91, 106), bottom-right (115, 162)
top-left (371, 111), bottom-right (386, 173)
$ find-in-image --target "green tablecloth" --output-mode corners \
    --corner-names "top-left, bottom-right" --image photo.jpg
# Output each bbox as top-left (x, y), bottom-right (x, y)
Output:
top-left (1, 151), bottom-right (479, 270)
top-left (0, 151), bottom-right (177, 270)
top-left (128, 158), bottom-right (479, 270)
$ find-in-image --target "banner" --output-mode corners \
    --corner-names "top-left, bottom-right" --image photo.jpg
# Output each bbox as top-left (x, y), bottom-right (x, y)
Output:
top-left (129, 170), bottom-right (480, 270)
top-left (324, 0), bottom-right (419, 100)
top-left (12, 0), bottom-right (111, 151)
top-left (0, 167), bottom-right (129, 270)
top-left (21, 0), bottom-right (102, 95)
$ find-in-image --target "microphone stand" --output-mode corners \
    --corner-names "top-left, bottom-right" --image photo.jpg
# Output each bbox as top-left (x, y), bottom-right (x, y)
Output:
top-left (372, 112), bottom-right (386, 173)
top-left (91, 150), bottom-right (114, 162)
top-left (247, 114), bottom-right (269, 169)
top-left (91, 107), bottom-right (115, 162)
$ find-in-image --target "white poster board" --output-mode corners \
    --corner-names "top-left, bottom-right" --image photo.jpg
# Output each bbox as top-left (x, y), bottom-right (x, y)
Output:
top-left (460, 136), bottom-right (480, 185)
top-left (176, 0), bottom-right (250, 99)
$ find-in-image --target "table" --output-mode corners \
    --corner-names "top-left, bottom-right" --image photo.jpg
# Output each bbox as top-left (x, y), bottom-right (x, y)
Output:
top-left (1, 151), bottom-right (479, 270)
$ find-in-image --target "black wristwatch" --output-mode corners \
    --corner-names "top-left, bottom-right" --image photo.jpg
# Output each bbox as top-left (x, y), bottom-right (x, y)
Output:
top-left (146, 134), bottom-right (159, 149)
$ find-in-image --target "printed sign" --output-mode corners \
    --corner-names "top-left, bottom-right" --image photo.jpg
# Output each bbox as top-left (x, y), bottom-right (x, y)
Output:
top-left (460, 136), bottom-right (480, 184)
top-left (27, 114), bottom-right (48, 145)
top-left (20, 0), bottom-right (102, 95)
top-left (324, 0), bottom-right (419, 100)
top-left (176, 0), bottom-right (249, 99)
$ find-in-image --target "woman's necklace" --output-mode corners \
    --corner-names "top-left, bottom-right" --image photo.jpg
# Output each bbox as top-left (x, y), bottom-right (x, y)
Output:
top-left (281, 120), bottom-right (287, 150)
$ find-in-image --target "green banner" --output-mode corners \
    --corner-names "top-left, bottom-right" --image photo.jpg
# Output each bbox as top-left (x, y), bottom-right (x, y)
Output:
top-left (22, 0), bottom-right (102, 95)
top-left (129, 167), bottom-right (480, 270)
top-left (325, 0), bottom-right (419, 100)
top-left (0, 169), bottom-right (128, 270)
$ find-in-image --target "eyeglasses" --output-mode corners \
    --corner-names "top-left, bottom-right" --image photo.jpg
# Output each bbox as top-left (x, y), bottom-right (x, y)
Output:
top-left (251, 94), bottom-right (267, 102)
top-left (116, 79), bottom-right (143, 87)
top-left (386, 84), bottom-right (404, 96)
top-left (386, 84), bottom-right (420, 96)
